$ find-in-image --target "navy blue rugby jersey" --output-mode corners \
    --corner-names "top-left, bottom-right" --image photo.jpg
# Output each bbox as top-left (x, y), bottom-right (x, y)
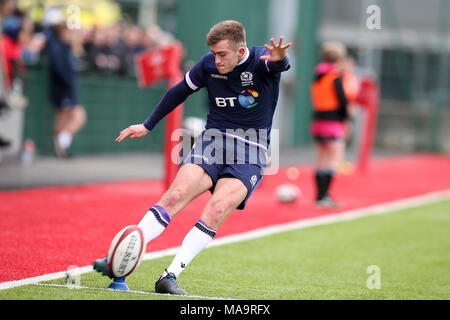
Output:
top-left (185, 46), bottom-right (290, 134)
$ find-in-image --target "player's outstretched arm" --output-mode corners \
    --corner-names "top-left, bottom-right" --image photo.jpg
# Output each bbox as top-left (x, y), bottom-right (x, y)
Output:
top-left (260, 36), bottom-right (292, 62)
top-left (116, 79), bottom-right (195, 143)
top-left (116, 124), bottom-right (149, 142)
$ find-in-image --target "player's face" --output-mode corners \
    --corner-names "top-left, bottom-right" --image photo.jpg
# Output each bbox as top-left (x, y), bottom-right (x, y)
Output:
top-left (210, 40), bottom-right (245, 74)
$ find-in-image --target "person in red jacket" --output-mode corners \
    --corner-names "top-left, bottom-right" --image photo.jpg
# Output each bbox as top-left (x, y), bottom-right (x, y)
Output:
top-left (1, 14), bottom-right (43, 89)
top-left (0, 14), bottom-right (43, 149)
top-left (310, 41), bottom-right (358, 208)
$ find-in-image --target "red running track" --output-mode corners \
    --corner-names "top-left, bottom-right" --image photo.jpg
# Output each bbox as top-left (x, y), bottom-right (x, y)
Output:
top-left (0, 154), bottom-right (449, 283)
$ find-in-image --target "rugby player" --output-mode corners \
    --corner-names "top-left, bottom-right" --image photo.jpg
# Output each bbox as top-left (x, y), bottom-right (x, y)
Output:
top-left (94, 20), bottom-right (291, 295)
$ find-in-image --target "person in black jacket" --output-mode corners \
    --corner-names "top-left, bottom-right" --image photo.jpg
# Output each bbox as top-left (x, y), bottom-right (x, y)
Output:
top-left (45, 21), bottom-right (86, 158)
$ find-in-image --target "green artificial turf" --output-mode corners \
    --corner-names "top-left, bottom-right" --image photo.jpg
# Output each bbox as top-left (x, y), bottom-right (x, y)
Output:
top-left (1, 199), bottom-right (449, 300)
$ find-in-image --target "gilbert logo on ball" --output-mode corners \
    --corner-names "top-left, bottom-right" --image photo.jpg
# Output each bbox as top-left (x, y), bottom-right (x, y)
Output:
top-left (107, 225), bottom-right (146, 278)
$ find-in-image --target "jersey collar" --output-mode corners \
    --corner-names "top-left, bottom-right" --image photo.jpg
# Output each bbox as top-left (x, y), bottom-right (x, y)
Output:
top-left (237, 48), bottom-right (250, 66)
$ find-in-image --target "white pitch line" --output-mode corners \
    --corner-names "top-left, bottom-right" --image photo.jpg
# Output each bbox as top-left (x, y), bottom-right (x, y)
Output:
top-left (33, 283), bottom-right (235, 300)
top-left (0, 266), bottom-right (93, 291)
top-left (1, 189), bottom-right (449, 293)
top-left (208, 189), bottom-right (450, 249)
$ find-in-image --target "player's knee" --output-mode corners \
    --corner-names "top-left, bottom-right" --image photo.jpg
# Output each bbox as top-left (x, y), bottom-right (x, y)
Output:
top-left (75, 106), bottom-right (87, 124)
top-left (68, 106), bottom-right (86, 126)
top-left (205, 200), bottom-right (229, 228)
top-left (161, 188), bottom-right (184, 209)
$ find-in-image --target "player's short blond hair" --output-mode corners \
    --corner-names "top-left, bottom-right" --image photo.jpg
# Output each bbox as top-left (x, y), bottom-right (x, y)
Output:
top-left (321, 41), bottom-right (347, 63)
top-left (206, 20), bottom-right (246, 49)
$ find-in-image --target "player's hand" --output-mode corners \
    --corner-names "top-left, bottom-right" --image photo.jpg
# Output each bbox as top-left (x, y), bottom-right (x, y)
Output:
top-left (115, 124), bottom-right (149, 142)
top-left (260, 36), bottom-right (292, 62)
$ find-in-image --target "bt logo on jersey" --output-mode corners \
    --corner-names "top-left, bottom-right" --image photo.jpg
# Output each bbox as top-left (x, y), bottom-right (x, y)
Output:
top-left (215, 97), bottom-right (238, 107)
top-left (215, 90), bottom-right (259, 108)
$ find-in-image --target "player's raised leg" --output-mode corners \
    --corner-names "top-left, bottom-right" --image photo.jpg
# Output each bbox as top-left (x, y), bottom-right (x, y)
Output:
top-left (155, 177), bottom-right (247, 295)
top-left (137, 163), bottom-right (213, 245)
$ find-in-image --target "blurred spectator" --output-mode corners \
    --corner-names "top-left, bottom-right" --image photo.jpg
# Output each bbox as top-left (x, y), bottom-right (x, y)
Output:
top-left (310, 41), bottom-right (359, 209)
top-left (0, 0), bottom-right (14, 16)
top-left (80, 23), bottom-right (177, 76)
top-left (85, 27), bottom-right (111, 73)
top-left (0, 5), bottom-right (44, 150)
top-left (144, 24), bottom-right (176, 50)
top-left (121, 25), bottom-right (145, 75)
top-left (1, 14), bottom-right (43, 89)
top-left (104, 24), bottom-right (125, 74)
top-left (107, 25), bottom-right (129, 76)
top-left (0, 0), bottom-right (16, 149)
top-left (43, 8), bottom-right (86, 159)
top-left (0, 3), bottom-right (180, 157)
top-left (4, 3), bottom-right (180, 78)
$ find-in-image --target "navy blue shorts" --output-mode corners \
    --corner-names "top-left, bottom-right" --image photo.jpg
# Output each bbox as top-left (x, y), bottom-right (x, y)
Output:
top-left (50, 88), bottom-right (78, 110)
top-left (183, 129), bottom-right (267, 210)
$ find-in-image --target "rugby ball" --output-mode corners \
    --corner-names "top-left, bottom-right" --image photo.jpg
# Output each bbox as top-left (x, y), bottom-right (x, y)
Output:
top-left (107, 225), bottom-right (146, 278)
top-left (276, 183), bottom-right (301, 203)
